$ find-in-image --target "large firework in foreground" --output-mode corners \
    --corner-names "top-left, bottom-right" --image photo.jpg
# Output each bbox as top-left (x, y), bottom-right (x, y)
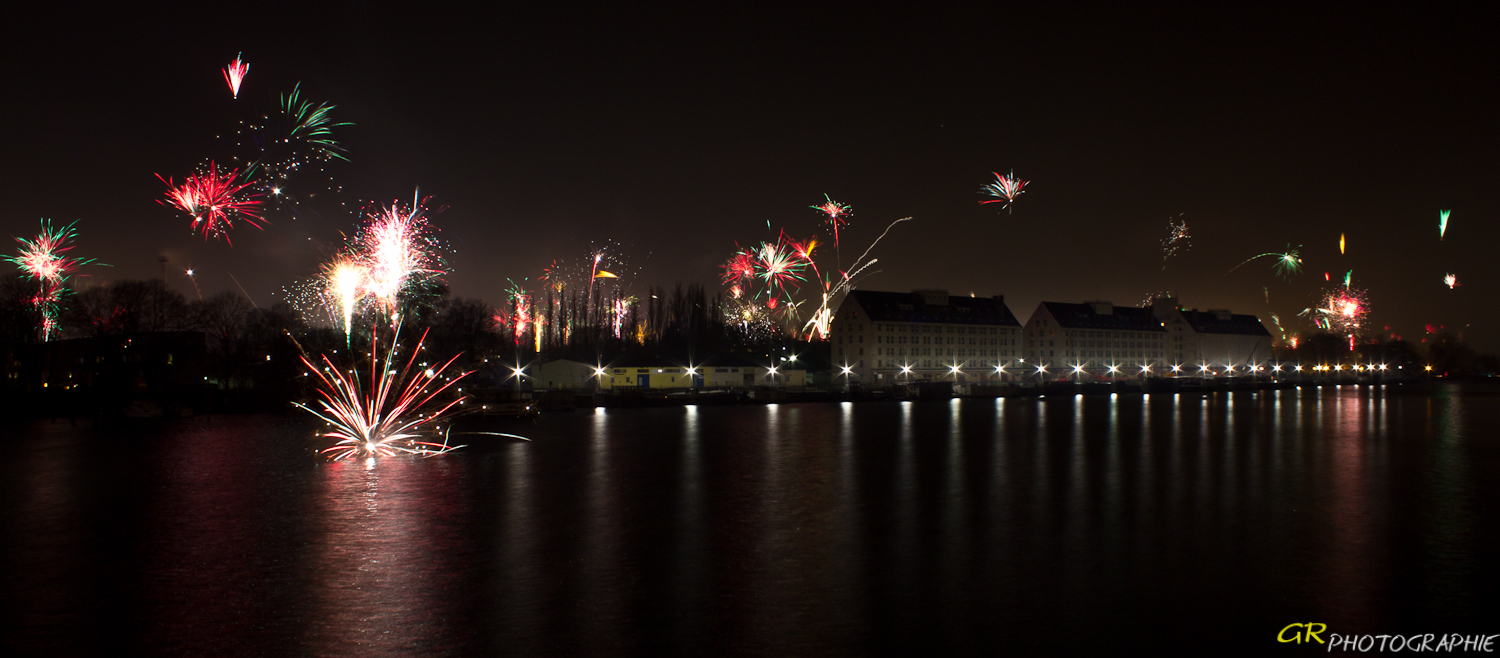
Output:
top-left (7, 219), bottom-right (100, 341)
top-left (295, 328), bottom-right (471, 461)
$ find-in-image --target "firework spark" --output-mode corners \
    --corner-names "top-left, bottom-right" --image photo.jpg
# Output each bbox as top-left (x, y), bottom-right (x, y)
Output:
top-left (754, 236), bottom-right (808, 295)
top-left (1225, 244), bottom-right (1302, 280)
top-left (7, 219), bottom-right (99, 341)
top-left (1160, 215), bottom-right (1190, 266)
top-left (810, 194), bottom-right (852, 246)
top-left (1303, 286), bottom-right (1369, 337)
top-left (326, 258), bottom-right (366, 342)
top-left (354, 196), bottom-right (443, 314)
top-left (1339, 233), bottom-right (1346, 255)
top-left (979, 170), bottom-right (1028, 213)
top-left (1439, 210), bottom-right (1450, 240)
top-left (295, 328), bottom-right (471, 461)
top-left (157, 162), bottom-right (264, 242)
top-left (1445, 273), bottom-right (1459, 289)
top-left (224, 53), bottom-right (248, 99)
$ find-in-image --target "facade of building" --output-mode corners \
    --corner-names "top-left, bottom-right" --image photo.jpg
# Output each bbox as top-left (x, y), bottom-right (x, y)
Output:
top-left (1022, 301), bottom-right (1168, 379)
top-left (1151, 298), bottom-right (1272, 371)
top-left (532, 359), bottom-right (599, 390)
top-left (829, 289), bottom-right (1023, 385)
top-left (596, 364), bottom-right (805, 389)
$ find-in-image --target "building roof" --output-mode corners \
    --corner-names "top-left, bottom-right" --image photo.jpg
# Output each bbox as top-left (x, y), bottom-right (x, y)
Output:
top-left (1178, 310), bottom-right (1271, 336)
top-left (1037, 302), bottom-right (1167, 332)
top-left (846, 290), bottom-right (1021, 326)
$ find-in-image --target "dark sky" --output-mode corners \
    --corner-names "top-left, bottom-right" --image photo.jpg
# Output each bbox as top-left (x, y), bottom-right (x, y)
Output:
top-left (3, 4), bottom-right (1497, 350)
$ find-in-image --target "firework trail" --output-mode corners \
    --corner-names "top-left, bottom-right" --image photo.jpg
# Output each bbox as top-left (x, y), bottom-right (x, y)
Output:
top-left (185, 268), bottom-right (203, 301)
top-left (6, 219), bottom-right (100, 341)
top-left (294, 327), bottom-right (471, 461)
top-left (1343, 270), bottom-right (1352, 289)
top-left (1339, 233), bottom-right (1346, 255)
top-left (979, 170), bottom-right (1028, 213)
top-left (223, 53), bottom-right (248, 99)
top-left (325, 258), bottom-right (366, 342)
top-left (1445, 273), bottom-right (1459, 289)
top-left (157, 162), bottom-right (265, 243)
top-left (1439, 210), bottom-right (1450, 240)
top-left (810, 194), bottom-right (852, 246)
top-left (1225, 245), bottom-right (1302, 280)
top-left (801, 217), bottom-right (912, 339)
top-left (1160, 215), bottom-right (1190, 268)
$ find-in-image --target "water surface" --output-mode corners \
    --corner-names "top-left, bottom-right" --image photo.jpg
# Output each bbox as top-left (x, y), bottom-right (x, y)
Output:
top-left (3, 384), bottom-right (1497, 655)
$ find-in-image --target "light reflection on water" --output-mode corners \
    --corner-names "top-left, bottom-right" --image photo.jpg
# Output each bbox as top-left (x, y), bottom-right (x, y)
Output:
top-left (2, 384), bottom-right (1500, 654)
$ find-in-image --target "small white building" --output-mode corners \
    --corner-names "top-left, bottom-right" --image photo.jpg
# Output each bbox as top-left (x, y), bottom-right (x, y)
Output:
top-left (829, 289), bottom-right (1023, 385)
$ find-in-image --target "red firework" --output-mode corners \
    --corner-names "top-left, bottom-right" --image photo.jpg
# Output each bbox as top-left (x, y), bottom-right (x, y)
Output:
top-left (157, 162), bottom-right (264, 242)
top-left (720, 250), bottom-right (757, 286)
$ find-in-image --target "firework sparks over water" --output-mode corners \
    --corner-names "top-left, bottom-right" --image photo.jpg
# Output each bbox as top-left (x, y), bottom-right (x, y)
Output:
top-left (979, 170), bottom-right (1028, 213)
top-left (157, 162), bottom-right (264, 242)
top-left (223, 53), bottom-right (248, 99)
top-left (810, 194), bottom-right (852, 246)
top-left (294, 327), bottom-right (471, 461)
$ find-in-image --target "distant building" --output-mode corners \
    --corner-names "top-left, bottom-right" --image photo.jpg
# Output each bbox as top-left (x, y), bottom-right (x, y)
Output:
top-left (1151, 298), bottom-right (1272, 372)
top-left (1022, 301), bottom-right (1167, 379)
top-left (532, 359), bottom-right (599, 390)
top-left (830, 289), bottom-right (1022, 385)
top-left (596, 361), bottom-right (805, 390)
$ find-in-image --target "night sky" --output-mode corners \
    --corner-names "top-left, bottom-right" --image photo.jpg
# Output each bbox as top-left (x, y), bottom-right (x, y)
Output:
top-left (3, 5), bottom-right (1496, 349)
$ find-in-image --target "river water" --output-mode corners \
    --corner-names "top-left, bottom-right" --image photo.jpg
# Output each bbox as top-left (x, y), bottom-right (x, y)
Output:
top-left (3, 384), bottom-right (1498, 655)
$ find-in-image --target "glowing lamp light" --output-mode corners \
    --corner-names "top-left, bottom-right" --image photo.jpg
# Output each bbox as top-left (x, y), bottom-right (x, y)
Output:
top-left (1072, 365), bottom-right (1085, 374)
top-left (1294, 365), bottom-right (1303, 371)
top-left (841, 365), bottom-right (854, 376)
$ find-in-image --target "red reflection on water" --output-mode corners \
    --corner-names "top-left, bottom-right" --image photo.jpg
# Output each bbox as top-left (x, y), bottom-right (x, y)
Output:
top-left (303, 456), bottom-right (477, 656)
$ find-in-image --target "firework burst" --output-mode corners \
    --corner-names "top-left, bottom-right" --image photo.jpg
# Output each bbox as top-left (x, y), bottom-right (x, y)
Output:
top-left (810, 194), bottom-right (852, 246)
top-left (295, 328), bottom-right (471, 461)
top-left (979, 170), bottom-right (1028, 213)
top-left (1304, 286), bottom-right (1369, 337)
top-left (1225, 244), bottom-right (1302, 281)
top-left (1444, 273), bottom-right (1459, 289)
top-left (1160, 215), bottom-right (1190, 267)
top-left (157, 162), bottom-right (265, 242)
top-left (7, 219), bottom-right (100, 341)
top-left (223, 53), bottom-right (248, 99)
top-left (354, 196), bottom-right (444, 315)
